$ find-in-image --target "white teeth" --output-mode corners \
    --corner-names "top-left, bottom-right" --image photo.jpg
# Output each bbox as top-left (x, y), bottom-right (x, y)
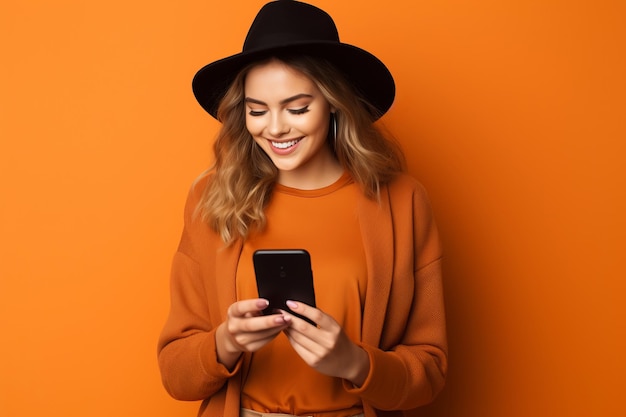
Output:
top-left (272, 139), bottom-right (300, 149)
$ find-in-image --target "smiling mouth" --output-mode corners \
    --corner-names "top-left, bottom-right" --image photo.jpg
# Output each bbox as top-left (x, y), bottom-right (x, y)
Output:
top-left (271, 138), bottom-right (302, 149)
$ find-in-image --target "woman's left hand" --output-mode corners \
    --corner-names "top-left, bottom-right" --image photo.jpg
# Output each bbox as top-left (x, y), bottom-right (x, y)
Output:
top-left (282, 300), bottom-right (370, 386)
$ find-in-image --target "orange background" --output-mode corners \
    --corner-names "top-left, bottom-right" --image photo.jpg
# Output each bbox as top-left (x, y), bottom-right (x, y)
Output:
top-left (1, 1), bottom-right (624, 416)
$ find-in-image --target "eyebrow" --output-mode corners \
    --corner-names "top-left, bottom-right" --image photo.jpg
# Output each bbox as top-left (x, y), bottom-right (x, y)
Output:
top-left (244, 93), bottom-right (314, 106)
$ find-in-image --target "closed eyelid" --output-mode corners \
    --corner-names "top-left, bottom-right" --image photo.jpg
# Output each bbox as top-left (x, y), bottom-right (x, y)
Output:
top-left (246, 102), bottom-right (310, 116)
top-left (288, 105), bottom-right (310, 114)
top-left (247, 109), bottom-right (267, 117)
top-left (245, 92), bottom-right (315, 117)
top-left (245, 99), bottom-right (267, 116)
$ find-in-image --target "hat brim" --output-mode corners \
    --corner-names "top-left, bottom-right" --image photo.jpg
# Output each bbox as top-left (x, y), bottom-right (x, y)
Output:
top-left (192, 41), bottom-right (395, 120)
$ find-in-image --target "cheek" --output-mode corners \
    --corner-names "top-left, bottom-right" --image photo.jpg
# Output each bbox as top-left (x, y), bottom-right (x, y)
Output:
top-left (297, 115), bottom-right (329, 135)
top-left (311, 116), bottom-right (330, 136)
top-left (252, 135), bottom-right (265, 148)
top-left (245, 116), bottom-right (262, 136)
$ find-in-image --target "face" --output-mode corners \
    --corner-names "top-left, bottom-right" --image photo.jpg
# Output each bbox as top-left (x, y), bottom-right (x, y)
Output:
top-left (244, 59), bottom-right (341, 188)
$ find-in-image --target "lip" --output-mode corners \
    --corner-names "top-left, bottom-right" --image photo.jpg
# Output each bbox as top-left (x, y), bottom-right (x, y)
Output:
top-left (268, 137), bottom-right (303, 155)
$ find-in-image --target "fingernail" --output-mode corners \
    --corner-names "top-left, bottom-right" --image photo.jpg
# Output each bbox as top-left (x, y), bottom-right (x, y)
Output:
top-left (286, 300), bottom-right (298, 309)
top-left (257, 299), bottom-right (269, 308)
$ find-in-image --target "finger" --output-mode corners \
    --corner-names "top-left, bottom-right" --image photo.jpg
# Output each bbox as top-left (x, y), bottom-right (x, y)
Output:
top-left (283, 304), bottom-right (342, 350)
top-left (229, 312), bottom-right (290, 333)
top-left (283, 326), bottom-right (317, 350)
top-left (228, 299), bottom-right (269, 318)
top-left (285, 300), bottom-right (325, 328)
top-left (283, 327), bottom-right (327, 363)
top-left (228, 315), bottom-right (292, 353)
top-left (281, 315), bottom-right (327, 359)
top-left (235, 322), bottom-right (287, 346)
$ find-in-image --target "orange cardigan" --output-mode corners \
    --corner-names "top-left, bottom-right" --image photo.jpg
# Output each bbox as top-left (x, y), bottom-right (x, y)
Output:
top-left (157, 173), bottom-right (447, 417)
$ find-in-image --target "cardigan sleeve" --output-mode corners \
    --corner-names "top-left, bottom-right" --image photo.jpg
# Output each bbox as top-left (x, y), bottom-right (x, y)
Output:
top-left (345, 177), bottom-right (447, 410)
top-left (157, 180), bottom-right (243, 401)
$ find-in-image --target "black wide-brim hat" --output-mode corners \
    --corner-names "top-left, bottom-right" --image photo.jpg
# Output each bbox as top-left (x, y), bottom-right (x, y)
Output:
top-left (192, 0), bottom-right (395, 120)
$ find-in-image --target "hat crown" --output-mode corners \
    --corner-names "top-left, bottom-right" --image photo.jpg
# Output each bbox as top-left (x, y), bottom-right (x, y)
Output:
top-left (243, 1), bottom-right (339, 52)
top-left (192, 1), bottom-right (394, 120)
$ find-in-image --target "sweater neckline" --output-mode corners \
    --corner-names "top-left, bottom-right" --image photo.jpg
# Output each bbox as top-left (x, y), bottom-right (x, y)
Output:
top-left (274, 171), bottom-right (353, 197)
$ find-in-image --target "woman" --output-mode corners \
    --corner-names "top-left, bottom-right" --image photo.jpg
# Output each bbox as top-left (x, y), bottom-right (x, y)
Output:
top-left (158, 2), bottom-right (447, 417)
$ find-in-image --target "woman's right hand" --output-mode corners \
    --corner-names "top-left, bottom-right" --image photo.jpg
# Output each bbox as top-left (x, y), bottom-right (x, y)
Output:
top-left (215, 298), bottom-right (291, 369)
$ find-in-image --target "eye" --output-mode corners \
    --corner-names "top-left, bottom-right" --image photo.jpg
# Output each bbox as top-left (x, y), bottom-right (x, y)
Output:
top-left (288, 106), bottom-right (310, 115)
top-left (248, 109), bottom-right (267, 117)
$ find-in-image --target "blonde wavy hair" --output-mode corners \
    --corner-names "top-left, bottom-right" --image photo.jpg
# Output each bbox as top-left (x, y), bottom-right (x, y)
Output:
top-left (196, 55), bottom-right (405, 244)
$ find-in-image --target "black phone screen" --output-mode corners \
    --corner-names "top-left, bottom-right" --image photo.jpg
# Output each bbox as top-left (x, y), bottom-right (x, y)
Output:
top-left (253, 249), bottom-right (316, 325)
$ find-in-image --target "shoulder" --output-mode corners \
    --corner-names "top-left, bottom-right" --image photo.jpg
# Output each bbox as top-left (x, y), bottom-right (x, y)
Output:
top-left (185, 170), bottom-right (213, 205)
top-left (386, 173), bottom-right (430, 200)
top-left (190, 169), bottom-right (213, 193)
top-left (382, 174), bottom-right (437, 225)
top-left (178, 170), bottom-right (214, 227)
top-left (177, 170), bottom-right (225, 253)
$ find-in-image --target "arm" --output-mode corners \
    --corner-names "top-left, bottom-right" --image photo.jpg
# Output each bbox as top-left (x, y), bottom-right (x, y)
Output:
top-left (346, 178), bottom-right (448, 410)
top-left (285, 260), bottom-right (446, 410)
top-left (158, 251), bottom-right (293, 400)
top-left (156, 179), bottom-right (237, 400)
top-left (157, 250), bottom-right (240, 400)
top-left (157, 180), bottom-right (292, 400)
top-left (349, 259), bottom-right (447, 410)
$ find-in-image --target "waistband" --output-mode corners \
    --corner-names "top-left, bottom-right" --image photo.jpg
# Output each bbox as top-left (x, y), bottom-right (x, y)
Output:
top-left (241, 408), bottom-right (364, 417)
top-left (241, 409), bottom-right (312, 417)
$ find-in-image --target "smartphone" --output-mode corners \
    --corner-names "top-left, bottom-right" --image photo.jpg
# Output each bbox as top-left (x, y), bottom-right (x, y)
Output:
top-left (253, 249), bottom-right (317, 325)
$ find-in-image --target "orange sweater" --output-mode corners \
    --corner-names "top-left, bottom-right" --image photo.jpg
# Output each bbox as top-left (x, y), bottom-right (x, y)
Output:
top-left (158, 173), bottom-right (447, 417)
top-left (237, 173), bottom-right (367, 416)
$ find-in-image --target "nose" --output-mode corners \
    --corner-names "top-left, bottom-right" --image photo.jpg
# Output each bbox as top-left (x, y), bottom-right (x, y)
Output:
top-left (267, 112), bottom-right (289, 137)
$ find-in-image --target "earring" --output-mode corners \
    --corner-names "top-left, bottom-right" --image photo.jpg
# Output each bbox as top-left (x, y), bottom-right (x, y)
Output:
top-left (331, 113), bottom-right (337, 149)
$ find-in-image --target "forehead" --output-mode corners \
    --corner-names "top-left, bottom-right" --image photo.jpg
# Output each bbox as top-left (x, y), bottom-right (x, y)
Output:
top-left (244, 59), bottom-right (320, 98)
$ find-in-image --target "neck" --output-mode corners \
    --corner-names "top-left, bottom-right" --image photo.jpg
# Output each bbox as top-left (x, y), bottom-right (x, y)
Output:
top-left (277, 148), bottom-right (344, 190)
